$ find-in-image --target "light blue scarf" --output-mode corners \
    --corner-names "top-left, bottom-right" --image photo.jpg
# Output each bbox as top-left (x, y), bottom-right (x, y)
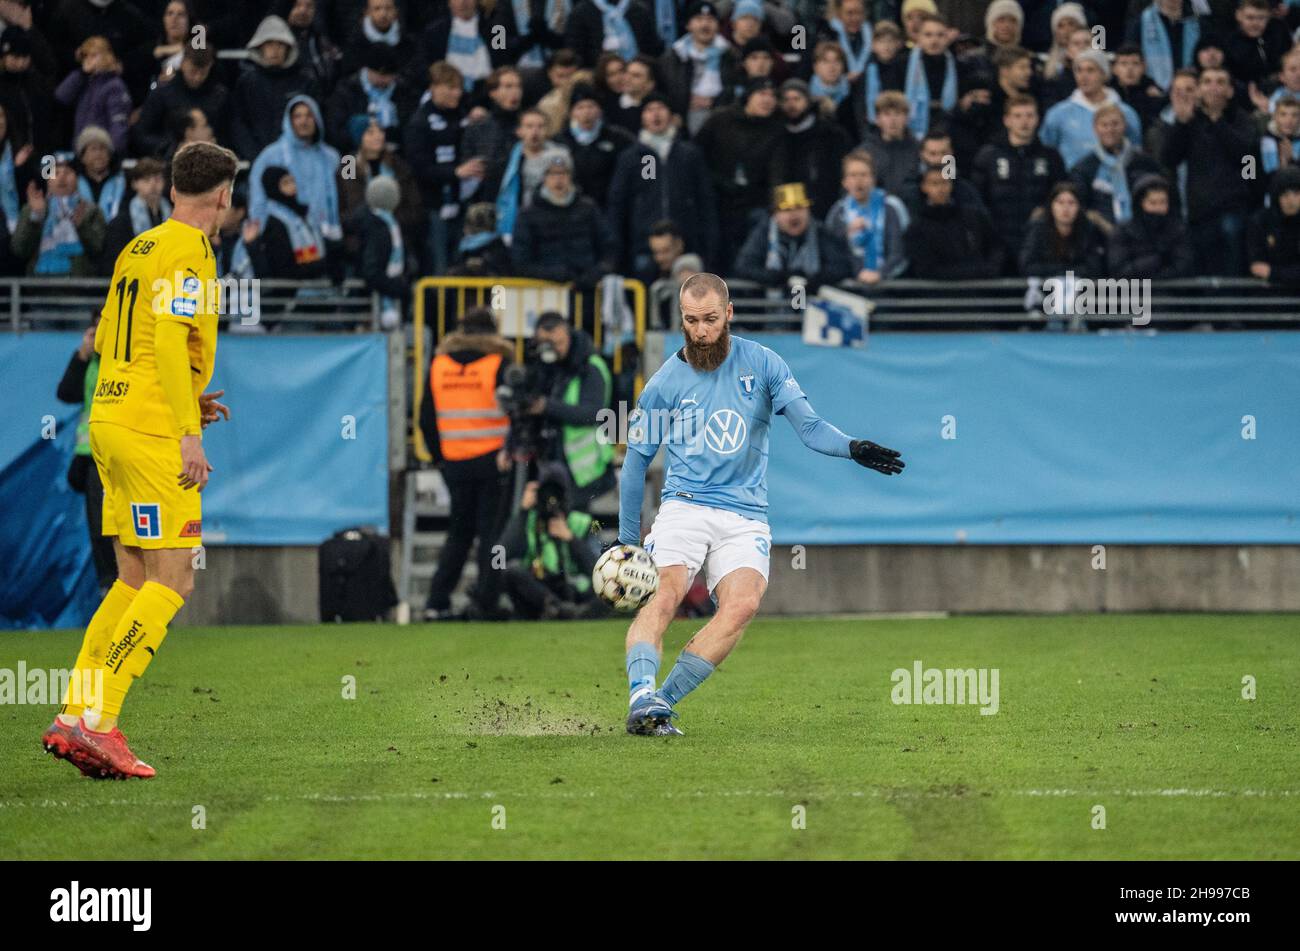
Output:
top-left (35, 195), bottom-right (86, 275)
top-left (828, 17), bottom-right (872, 75)
top-left (593, 0), bottom-right (638, 61)
top-left (654, 0), bottom-right (677, 46)
top-left (812, 74), bottom-right (849, 106)
top-left (673, 34), bottom-right (726, 98)
top-left (765, 217), bottom-right (820, 275)
top-left (516, 0), bottom-right (565, 67)
top-left (1140, 4), bottom-right (1198, 92)
top-left (1091, 141), bottom-right (1135, 223)
top-left (77, 172), bottom-right (126, 222)
top-left (373, 207), bottom-right (404, 326)
top-left (127, 194), bottom-right (170, 236)
top-left (904, 46), bottom-right (956, 137)
top-left (265, 198), bottom-right (325, 265)
top-left (447, 18), bottom-right (490, 88)
top-left (0, 141), bottom-right (17, 233)
top-left (360, 68), bottom-right (398, 128)
top-left (1260, 134), bottom-right (1300, 174)
top-left (496, 142), bottom-right (525, 243)
top-left (865, 59), bottom-right (882, 124)
top-left (459, 230), bottom-right (498, 254)
top-left (569, 118), bottom-right (603, 145)
top-left (843, 189), bottom-right (887, 269)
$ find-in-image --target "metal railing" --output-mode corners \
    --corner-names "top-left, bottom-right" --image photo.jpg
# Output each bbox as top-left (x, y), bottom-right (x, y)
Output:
top-left (1, 278), bottom-right (379, 331)
top-left (726, 278), bottom-right (1300, 329)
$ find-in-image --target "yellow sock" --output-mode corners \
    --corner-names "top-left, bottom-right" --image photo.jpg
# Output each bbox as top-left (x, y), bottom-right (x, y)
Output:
top-left (94, 581), bottom-right (185, 724)
top-left (61, 579), bottom-right (138, 720)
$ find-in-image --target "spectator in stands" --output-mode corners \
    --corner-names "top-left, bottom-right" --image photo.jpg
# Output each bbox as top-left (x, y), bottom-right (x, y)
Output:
top-left (406, 61), bottom-right (478, 273)
top-left (971, 95), bottom-right (1067, 270)
top-left (56, 311), bottom-right (116, 594)
top-left (510, 152), bottom-right (612, 286)
top-left (55, 36), bottom-right (132, 155)
top-left (1108, 173), bottom-right (1195, 278)
top-left (522, 48), bottom-right (579, 107)
top-left (499, 477), bottom-right (604, 620)
top-left (719, 35), bottom-right (776, 106)
top-left (988, 45), bottom-right (1034, 120)
top-left (1018, 180), bottom-right (1111, 278)
top-left (809, 41), bottom-right (859, 139)
top-left (12, 152), bottom-right (105, 276)
top-left (419, 305), bottom-right (513, 621)
top-left (769, 78), bottom-right (852, 219)
top-left (212, 181), bottom-right (255, 280)
top-left (658, 1), bottom-right (737, 136)
top-left (645, 219), bottom-right (684, 282)
top-left (122, 0), bottom-right (192, 104)
top-left (818, 0), bottom-right (872, 86)
top-left (460, 66), bottom-right (523, 203)
top-left (1261, 46), bottom-right (1300, 115)
top-left (1041, 3), bottom-right (1087, 86)
top-left (903, 165), bottom-right (1003, 279)
top-left (606, 92), bottom-right (717, 283)
top-left (980, 0), bottom-right (1024, 62)
top-left (537, 65), bottom-right (592, 135)
top-left (448, 201), bottom-right (511, 275)
top-left (44, 0), bottom-right (151, 76)
top-left (903, 12), bottom-right (959, 138)
top-left (899, 129), bottom-right (987, 216)
top-left (1040, 50), bottom-right (1142, 170)
top-left (696, 77), bottom-right (781, 271)
top-left (861, 90), bottom-right (919, 197)
top-left (358, 175), bottom-right (407, 329)
top-left (1126, 0), bottom-right (1204, 93)
top-left (163, 106), bottom-right (216, 173)
top-left (246, 164), bottom-right (341, 282)
top-left (1248, 165), bottom-right (1300, 285)
top-left (734, 181), bottom-right (856, 288)
top-left (726, 1), bottom-right (771, 61)
top-left (512, 0), bottom-right (572, 71)
top-left (99, 157), bottom-right (169, 273)
top-left (1040, 24), bottom-right (1093, 108)
top-left (1160, 65), bottom-right (1257, 275)
top-left (606, 53), bottom-right (655, 132)
top-left (0, 3), bottom-right (57, 77)
top-left (131, 44), bottom-right (230, 158)
top-left (1070, 104), bottom-right (1167, 225)
top-left (1223, 0), bottom-right (1289, 90)
top-left (494, 106), bottom-right (570, 242)
top-left (1259, 97), bottom-right (1300, 193)
top-left (553, 83), bottom-right (632, 207)
top-left (337, 120), bottom-right (422, 259)
top-left (284, 0), bottom-right (342, 93)
top-left (340, 0), bottom-right (419, 82)
top-left (564, 0), bottom-right (665, 69)
top-left (0, 102), bottom-right (36, 276)
top-left (860, 20), bottom-right (905, 130)
top-left (250, 95), bottom-right (344, 256)
top-left (826, 149), bottom-right (908, 285)
top-left (0, 28), bottom-right (58, 159)
top-left (73, 126), bottom-right (126, 224)
top-left (419, 0), bottom-right (517, 94)
top-left (900, 0), bottom-right (938, 47)
top-left (591, 51), bottom-right (625, 115)
top-left (325, 42), bottom-right (418, 152)
top-left (1109, 45), bottom-right (1165, 132)
top-left (231, 15), bottom-right (319, 160)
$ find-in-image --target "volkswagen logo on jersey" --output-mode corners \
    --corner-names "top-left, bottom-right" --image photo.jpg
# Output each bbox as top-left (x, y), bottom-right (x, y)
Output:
top-left (704, 409), bottom-right (747, 454)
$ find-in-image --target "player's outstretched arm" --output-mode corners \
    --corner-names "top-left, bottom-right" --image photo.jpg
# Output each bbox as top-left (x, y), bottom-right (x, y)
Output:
top-left (781, 396), bottom-right (904, 475)
top-left (618, 450), bottom-right (650, 545)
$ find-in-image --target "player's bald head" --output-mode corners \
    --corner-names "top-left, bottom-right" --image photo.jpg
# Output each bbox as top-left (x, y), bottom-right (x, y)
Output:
top-left (679, 272), bottom-right (729, 312)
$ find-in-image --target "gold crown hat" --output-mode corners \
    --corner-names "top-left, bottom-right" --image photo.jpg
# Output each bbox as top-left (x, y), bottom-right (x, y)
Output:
top-left (773, 182), bottom-right (812, 211)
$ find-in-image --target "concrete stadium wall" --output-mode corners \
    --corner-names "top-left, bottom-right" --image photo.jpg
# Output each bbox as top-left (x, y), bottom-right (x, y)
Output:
top-left (177, 544), bottom-right (1300, 625)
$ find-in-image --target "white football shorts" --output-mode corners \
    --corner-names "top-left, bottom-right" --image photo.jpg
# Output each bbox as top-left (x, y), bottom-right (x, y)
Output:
top-left (643, 499), bottom-right (772, 593)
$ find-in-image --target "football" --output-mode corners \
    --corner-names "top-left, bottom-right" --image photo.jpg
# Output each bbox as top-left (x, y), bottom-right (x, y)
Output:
top-left (592, 544), bottom-right (659, 611)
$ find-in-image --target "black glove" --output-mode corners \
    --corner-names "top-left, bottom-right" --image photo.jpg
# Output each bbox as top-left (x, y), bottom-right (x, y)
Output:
top-left (850, 439), bottom-right (905, 475)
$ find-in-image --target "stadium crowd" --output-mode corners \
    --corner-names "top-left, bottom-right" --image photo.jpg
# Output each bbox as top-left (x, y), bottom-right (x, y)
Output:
top-left (7, 0), bottom-right (1300, 314)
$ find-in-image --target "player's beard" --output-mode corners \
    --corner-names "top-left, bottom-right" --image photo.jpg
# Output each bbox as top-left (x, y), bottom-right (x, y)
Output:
top-left (683, 323), bottom-right (731, 372)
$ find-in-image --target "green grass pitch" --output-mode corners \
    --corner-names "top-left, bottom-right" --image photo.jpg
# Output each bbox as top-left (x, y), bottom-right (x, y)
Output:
top-left (2, 614), bottom-right (1297, 859)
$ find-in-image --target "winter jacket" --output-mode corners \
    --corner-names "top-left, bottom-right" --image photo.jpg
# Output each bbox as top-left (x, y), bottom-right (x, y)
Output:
top-left (971, 133), bottom-right (1067, 257)
top-left (1018, 209), bottom-right (1112, 278)
top-left (733, 217), bottom-right (856, 287)
top-left (563, 2), bottom-right (664, 68)
top-left (1108, 210), bottom-right (1195, 279)
top-left (510, 188), bottom-right (613, 285)
top-left (859, 127), bottom-right (920, 197)
top-left (553, 121), bottom-right (635, 207)
top-left (1159, 104), bottom-right (1259, 223)
top-left (768, 112), bottom-right (853, 219)
top-left (903, 200), bottom-right (1004, 279)
top-left (131, 71), bottom-right (232, 158)
top-left (248, 95), bottom-right (342, 238)
top-left (54, 70), bottom-right (133, 156)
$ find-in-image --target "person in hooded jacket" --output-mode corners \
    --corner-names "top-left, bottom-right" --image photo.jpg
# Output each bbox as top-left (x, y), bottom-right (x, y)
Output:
top-left (246, 163), bottom-right (343, 283)
top-left (1248, 165), bottom-right (1300, 287)
top-left (230, 15), bottom-right (321, 160)
top-left (904, 164), bottom-right (1004, 279)
top-left (1107, 173), bottom-right (1195, 279)
top-left (249, 94), bottom-right (343, 245)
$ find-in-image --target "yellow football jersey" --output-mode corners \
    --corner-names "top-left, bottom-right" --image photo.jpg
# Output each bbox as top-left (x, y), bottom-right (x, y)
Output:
top-left (91, 217), bottom-right (220, 439)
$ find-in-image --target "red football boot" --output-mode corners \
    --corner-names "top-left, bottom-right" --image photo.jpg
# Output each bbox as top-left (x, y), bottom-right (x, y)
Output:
top-left (67, 719), bottom-right (156, 779)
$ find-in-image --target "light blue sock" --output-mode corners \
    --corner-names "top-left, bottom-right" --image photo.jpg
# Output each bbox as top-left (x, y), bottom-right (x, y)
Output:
top-left (659, 651), bottom-right (715, 707)
top-left (626, 642), bottom-right (660, 706)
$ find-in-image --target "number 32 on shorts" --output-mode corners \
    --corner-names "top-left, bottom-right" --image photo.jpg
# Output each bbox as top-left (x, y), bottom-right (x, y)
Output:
top-left (754, 537), bottom-right (770, 556)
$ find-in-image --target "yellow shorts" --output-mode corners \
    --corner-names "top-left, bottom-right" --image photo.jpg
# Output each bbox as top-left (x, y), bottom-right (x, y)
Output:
top-left (90, 421), bottom-right (203, 550)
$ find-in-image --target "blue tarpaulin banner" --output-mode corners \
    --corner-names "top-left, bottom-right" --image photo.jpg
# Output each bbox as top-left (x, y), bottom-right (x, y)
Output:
top-left (1, 333), bottom-right (389, 629)
top-left (761, 331), bottom-right (1300, 544)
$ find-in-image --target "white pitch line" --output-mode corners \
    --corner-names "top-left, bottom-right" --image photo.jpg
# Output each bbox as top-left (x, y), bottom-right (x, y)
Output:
top-left (0, 788), bottom-right (1297, 809)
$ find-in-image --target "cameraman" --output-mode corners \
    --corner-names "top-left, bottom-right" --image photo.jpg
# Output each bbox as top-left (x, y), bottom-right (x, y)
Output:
top-left (499, 474), bottom-right (607, 620)
top-left (418, 307), bottom-right (514, 621)
top-left (523, 312), bottom-right (615, 512)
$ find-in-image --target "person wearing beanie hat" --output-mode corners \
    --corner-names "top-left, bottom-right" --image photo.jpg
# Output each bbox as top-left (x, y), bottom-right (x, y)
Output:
top-left (73, 125), bottom-right (127, 224)
top-left (511, 145), bottom-right (613, 288)
top-left (553, 80), bottom-right (634, 205)
top-left (246, 164), bottom-right (333, 282)
top-left (1040, 46), bottom-right (1140, 169)
top-left (324, 42), bottom-right (418, 152)
top-left (721, 36), bottom-right (777, 104)
top-left (982, 0), bottom-right (1023, 63)
top-left (606, 86), bottom-right (718, 284)
top-left (771, 75), bottom-right (852, 217)
top-left (11, 143), bottom-right (106, 277)
top-left (900, 0), bottom-right (939, 45)
top-left (360, 175), bottom-right (407, 329)
top-left (231, 15), bottom-right (316, 159)
top-left (1109, 172), bottom-right (1194, 279)
top-left (658, 0), bottom-right (739, 135)
top-left (1248, 164), bottom-right (1300, 285)
top-left (1042, 3), bottom-right (1087, 81)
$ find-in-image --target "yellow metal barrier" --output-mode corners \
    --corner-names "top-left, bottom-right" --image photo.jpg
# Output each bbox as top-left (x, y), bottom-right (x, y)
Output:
top-left (410, 276), bottom-right (646, 462)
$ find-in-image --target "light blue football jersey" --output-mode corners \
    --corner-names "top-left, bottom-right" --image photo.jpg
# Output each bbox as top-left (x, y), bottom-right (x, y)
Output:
top-left (625, 334), bottom-right (806, 522)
